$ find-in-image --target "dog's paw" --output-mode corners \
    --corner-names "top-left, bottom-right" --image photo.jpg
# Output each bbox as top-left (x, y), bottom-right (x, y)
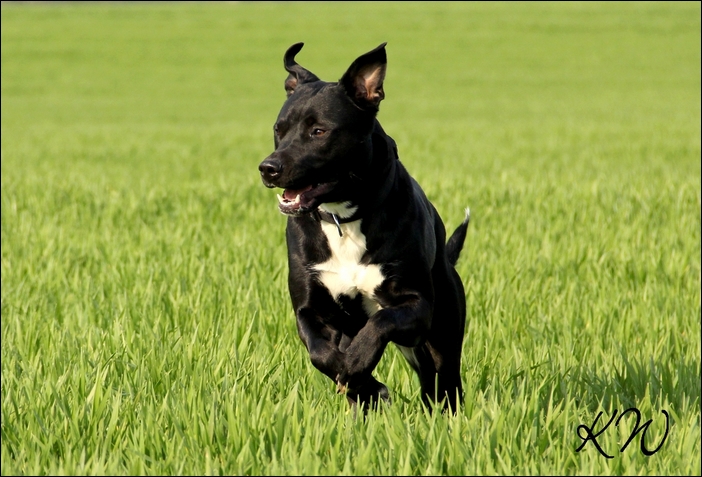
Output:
top-left (335, 371), bottom-right (364, 394)
top-left (339, 375), bottom-right (391, 406)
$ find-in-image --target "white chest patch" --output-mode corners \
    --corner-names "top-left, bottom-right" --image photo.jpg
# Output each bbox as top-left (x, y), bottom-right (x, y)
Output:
top-left (313, 219), bottom-right (385, 316)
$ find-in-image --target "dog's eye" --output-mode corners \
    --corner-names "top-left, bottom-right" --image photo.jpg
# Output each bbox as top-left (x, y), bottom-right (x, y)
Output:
top-left (311, 128), bottom-right (327, 137)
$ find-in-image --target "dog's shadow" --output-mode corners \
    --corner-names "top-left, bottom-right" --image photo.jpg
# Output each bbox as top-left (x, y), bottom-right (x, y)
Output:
top-left (472, 351), bottom-right (699, 418)
top-left (572, 355), bottom-right (700, 415)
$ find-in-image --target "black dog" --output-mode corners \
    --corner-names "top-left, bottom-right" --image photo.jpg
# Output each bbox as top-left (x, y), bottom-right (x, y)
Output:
top-left (258, 42), bottom-right (469, 412)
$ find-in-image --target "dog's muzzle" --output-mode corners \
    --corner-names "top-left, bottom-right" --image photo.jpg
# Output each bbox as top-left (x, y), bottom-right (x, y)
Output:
top-left (259, 157), bottom-right (340, 216)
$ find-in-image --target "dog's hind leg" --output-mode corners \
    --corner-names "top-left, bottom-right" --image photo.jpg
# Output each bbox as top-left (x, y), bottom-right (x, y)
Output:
top-left (421, 247), bottom-right (467, 412)
top-left (397, 344), bottom-right (436, 407)
top-left (427, 353), bottom-right (463, 413)
top-left (399, 343), bottom-right (462, 413)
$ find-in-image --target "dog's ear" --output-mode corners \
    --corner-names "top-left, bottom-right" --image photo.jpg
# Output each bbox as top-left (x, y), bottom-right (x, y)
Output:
top-left (283, 42), bottom-right (320, 97)
top-left (340, 43), bottom-right (387, 110)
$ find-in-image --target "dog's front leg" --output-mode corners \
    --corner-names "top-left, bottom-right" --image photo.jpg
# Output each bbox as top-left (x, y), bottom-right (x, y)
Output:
top-left (295, 307), bottom-right (346, 383)
top-left (296, 306), bottom-right (391, 410)
top-left (337, 294), bottom-right (433, 391)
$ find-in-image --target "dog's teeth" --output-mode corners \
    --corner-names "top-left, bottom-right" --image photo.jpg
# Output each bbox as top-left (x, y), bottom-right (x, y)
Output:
top-left (277, 194), bottom-right (284, 204)
top-left (293, 194), bottom-right (301, 204)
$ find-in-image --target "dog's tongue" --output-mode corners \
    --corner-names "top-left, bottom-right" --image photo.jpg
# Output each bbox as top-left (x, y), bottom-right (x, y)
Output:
top-left (283, 185), bottom-right (314, 200)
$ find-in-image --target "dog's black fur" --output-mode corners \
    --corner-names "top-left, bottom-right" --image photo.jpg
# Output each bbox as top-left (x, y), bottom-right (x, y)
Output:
top-left (258, 42), bottom-right (469, 412)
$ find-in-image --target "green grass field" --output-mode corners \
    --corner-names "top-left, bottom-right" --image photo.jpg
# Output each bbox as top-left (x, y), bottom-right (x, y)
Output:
top-left (1, 1), bottom-right (700, 475)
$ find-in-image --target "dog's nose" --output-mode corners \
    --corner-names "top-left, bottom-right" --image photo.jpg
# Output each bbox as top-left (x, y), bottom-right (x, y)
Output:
top-left (259, 158), bottom-right (283, 183)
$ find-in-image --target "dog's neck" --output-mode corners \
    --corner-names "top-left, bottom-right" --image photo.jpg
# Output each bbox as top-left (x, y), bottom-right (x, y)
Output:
top-left (314, 121), bottom-right (399, 236)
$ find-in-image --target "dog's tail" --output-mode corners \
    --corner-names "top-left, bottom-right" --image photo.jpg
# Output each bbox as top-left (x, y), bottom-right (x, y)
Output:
top-left (446, 207), bottom-right (470, 266)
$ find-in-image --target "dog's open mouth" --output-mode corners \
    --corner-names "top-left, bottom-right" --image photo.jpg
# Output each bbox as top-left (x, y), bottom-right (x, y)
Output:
top-left (276, 182), bottom-right (337, 215)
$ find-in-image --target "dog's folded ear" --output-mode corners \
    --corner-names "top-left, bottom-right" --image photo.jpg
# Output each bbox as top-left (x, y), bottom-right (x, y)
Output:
top-left (340, 42), bottom-right (387, 111)
top-left (283, 42), bottom-right (320, 97)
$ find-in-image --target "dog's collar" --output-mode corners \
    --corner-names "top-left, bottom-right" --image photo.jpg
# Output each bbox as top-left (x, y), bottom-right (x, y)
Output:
top-left (314, 208), bottom-right (364, 237)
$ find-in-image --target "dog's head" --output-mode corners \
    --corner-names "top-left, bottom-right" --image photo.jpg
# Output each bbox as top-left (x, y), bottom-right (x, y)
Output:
top-left (258, 42), bottom-right (388, 216)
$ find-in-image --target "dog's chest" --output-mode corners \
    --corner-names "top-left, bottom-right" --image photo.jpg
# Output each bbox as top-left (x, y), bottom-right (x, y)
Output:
top-left (312, 221), bottom-right (385, 316)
